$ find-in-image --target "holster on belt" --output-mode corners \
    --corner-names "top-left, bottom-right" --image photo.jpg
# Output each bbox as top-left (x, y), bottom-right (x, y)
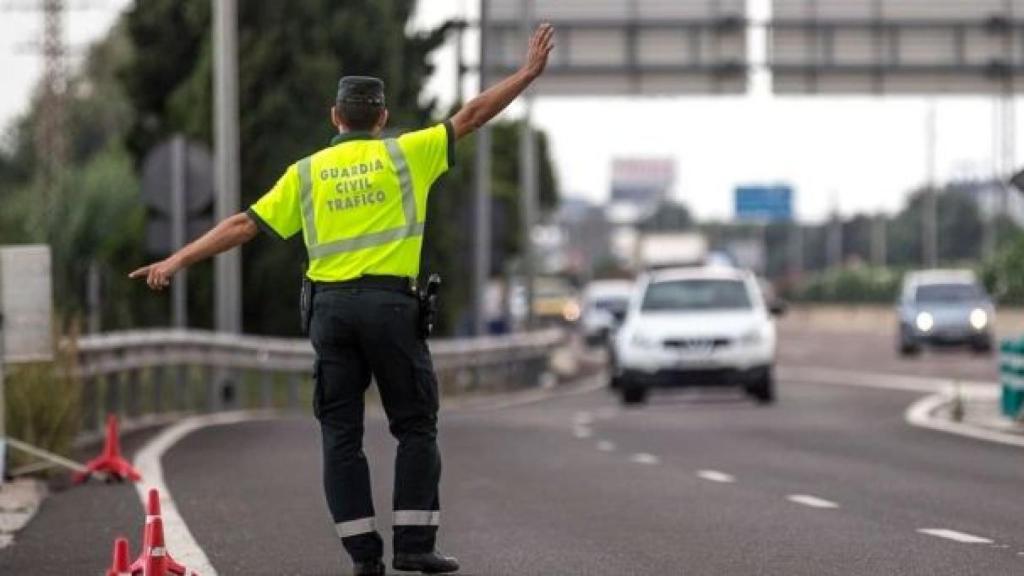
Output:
top-left (300, 276), bottom-right (313, 335)
top-left (417, 273), bottom-right (442, 339)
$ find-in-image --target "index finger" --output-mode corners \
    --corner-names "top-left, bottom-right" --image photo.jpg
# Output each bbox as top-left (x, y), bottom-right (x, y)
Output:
top-left (128, 266), bottom-right (149, 279)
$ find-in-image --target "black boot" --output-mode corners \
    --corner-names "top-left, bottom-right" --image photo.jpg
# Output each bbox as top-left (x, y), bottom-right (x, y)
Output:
top-left (392, 551), bottom-right (460, 574)
top-left (354, 559), bottom-right (386, 576)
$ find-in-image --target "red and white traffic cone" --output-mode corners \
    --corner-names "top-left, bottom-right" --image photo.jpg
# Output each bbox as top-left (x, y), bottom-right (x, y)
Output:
top-left (130, 489), bottom-right (192, 576)
top-left (140, 516), bottom-right (170, 576)
top-left (73, 414), bottom-right (142, 484)
top-left (105, 537), bottom-right (131, 576)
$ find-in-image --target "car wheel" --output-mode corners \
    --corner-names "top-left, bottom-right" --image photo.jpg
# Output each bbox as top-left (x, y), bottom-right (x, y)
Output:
top-left (898, 336), bottom-right (921, 357)
top-left (971, 338), bottom-right (993, 355)
top-left (621, 384), bottom-right (648, 406)
top-left (746, 370), bottom-right (775, 405)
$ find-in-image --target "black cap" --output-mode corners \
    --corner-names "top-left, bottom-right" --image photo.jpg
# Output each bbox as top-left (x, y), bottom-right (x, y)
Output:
top-left (336, 76), bottom-right (385, 107)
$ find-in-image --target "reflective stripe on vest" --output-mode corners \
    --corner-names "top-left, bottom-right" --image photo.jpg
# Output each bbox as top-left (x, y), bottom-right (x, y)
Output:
top-left (298, 138), bottom-right (420, 260)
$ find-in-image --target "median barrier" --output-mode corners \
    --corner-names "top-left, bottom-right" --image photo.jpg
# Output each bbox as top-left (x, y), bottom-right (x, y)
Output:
top-left (70, 328), bottom-right (566, 440)
top-left (999, 338), bottom-right (1024, 419)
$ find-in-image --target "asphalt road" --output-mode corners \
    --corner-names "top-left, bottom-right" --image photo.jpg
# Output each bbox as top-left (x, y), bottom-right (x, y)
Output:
top-left (4, 323), bottom-right (1022, 575)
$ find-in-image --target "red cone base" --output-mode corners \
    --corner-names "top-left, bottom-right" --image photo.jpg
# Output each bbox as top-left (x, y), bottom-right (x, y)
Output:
top-left (130, 489), bottom-right (194, 576)
top-left (105, 537), bottom-right (131, 576)
top-left (74, 415), bottom-right (142, 484)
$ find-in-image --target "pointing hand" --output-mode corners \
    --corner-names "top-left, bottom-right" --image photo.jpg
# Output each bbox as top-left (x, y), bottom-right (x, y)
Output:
top-left (128, 258), bottom-right (180, 291)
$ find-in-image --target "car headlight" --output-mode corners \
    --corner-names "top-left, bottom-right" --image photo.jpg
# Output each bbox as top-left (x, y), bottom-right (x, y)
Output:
top-left (739, 327), bottom-right (763, 345)
top-left (915, 311), bottom-right (934, 333)
top-left (562, 300), bottom-right (581, 322)
top-left (630, 332), bottom-right (658, 349)
top-left (969, 308), bottom-right (988, 331)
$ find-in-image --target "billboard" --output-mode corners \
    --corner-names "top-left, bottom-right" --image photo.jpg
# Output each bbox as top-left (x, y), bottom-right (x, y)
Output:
top-left (771, 0), bottom-right (1024, 94)
top-left (611, 158), bottom-right (675, 205)
top-left (484, 0), bottom-right (748, 95)
top-left (735, 185), bottom-right (794, 221)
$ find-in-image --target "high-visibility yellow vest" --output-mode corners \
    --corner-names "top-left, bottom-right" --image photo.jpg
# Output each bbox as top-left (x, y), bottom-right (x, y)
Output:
top-left (248, 123), bottom-right (453, 282)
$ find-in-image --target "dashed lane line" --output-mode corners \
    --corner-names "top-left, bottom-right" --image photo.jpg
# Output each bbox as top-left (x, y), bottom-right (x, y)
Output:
top-left (596, 440), bottom-right (616, 452)
top-left (696, 470), bottom-right (736, 483)
top-left (786, 494), bottom-right (840, 509)
top-left (629, 453), bottom-right (661, 465)
top-left (573, 426), bottom-right (593, 439)
top-left (917, 528), bottom-right (994, 544)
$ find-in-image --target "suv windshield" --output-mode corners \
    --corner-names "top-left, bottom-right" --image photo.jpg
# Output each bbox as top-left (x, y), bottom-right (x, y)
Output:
top-left (641, 279), bottom-right (752, 312)
top-left (915, 283), bottom-right (983, 303)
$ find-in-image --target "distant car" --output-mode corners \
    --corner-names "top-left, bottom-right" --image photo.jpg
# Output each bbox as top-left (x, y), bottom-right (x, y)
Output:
top-left (897, 270), bottom-right (995, 355)
top-left (531, 276), bottom-right (581, 325)
top-left (612, 267), bottom-right (781, 405)
top-left (580, 280), bottom-right (634, 345)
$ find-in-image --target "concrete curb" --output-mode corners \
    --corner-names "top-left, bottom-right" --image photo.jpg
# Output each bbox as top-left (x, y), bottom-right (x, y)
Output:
top-left (0, 478), bottom-right (46, 550)
top-left (904, 390), bottom-right (1024, 449)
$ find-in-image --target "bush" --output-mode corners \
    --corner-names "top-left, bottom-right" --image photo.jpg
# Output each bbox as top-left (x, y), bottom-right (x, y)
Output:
top-left (981, 234), bottom-right (1024, 305)
top-left (785, 266), bottom-right (902, 304)
top-left (4, 334), bottom-right (81, 473)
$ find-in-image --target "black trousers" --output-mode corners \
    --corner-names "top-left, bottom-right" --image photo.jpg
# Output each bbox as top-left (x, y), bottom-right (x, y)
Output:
top-left (310, 286), bottom-right (441, 562)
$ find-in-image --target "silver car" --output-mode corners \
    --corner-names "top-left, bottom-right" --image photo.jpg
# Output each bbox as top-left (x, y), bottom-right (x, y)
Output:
top-left (897, 270), bottom-right (994, 355)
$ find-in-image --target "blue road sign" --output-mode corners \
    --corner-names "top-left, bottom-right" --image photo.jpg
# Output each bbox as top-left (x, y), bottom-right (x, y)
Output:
top-left (735, 185), bottom-right (794, 222)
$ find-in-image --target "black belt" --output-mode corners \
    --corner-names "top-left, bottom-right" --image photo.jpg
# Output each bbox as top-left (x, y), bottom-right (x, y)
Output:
top-left (313, 275), bottom-right (414, 293)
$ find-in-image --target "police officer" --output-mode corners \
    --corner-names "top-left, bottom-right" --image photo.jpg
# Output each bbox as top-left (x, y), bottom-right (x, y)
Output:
top-left (130, 23), bottom-right (555, 575)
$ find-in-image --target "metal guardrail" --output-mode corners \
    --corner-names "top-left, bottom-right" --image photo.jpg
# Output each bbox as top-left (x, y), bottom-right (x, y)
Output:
top-left (71, 328), bottom-right (565, 436)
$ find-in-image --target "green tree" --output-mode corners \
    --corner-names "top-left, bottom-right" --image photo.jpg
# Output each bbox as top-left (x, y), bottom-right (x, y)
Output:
top-left (120, 1), bottom-right (559, 335)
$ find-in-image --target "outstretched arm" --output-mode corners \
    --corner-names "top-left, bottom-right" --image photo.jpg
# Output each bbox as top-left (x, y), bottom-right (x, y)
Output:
top-left (129, 212), bottom-right (258, 290)
top-left (450, 22), bottom-right (555, 140)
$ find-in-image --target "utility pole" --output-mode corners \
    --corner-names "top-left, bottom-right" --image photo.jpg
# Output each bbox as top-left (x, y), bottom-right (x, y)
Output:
top-left (871, 214), bottom-right (887, 267)
top-left (473, 0), bottom-right (492, 336)
top-left (923, 100), bottom-right (939, 268)
top-left (518, 0), bottom-right (537, 329)
top-left (214, 0), bottom-right (241, 336)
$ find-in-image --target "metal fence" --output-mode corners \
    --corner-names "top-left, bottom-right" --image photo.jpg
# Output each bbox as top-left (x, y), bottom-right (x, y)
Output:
top-left (72, 328), bottom-right (565, 437)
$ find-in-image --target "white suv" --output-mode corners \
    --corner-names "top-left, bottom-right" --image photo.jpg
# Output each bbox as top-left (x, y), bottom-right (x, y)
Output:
top-left (612, 267), bottom-right (780, 405)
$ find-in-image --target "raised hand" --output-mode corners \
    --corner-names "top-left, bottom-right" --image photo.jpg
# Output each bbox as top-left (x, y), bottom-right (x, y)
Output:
top-left (522, 23), bottom-right (555, 79)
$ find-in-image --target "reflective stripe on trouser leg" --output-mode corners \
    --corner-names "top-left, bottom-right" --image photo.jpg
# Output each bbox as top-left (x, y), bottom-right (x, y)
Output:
top-left (393, 510), bottom-right (440, 526)
top-left (335, 517), bottom-right (377, 538)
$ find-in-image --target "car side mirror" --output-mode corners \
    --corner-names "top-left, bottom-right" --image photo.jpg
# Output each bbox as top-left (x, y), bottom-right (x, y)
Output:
top-left (768, 300), bottom-right (788, 317)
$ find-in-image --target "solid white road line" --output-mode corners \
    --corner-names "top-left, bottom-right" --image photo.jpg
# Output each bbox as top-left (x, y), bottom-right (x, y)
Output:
top-left (629, 453), bottom-right (660, 465)
top-left (917, 528), bottom-right (994, 544)
top-left (904, 393), bottom-right (1024, 449)
top-left (783, 365), bottom-right (1023, 450)
top-left (696, 470), bottom-right (736, 483)
top-left (595, 440), bottom-right (616, 452)
top-left (133, 411), bottom-right (279, 576)
top-left (786, 494), bottom-right (839, 509)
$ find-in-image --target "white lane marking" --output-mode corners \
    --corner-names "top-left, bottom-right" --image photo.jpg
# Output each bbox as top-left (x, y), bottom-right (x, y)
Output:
top-left (595, 440), bottom-right (616, 452)
top-left (697, 470), bottom-right (736, 483)
top-left (779, 366), bottom-right (993, 393)
top-left (573, 425), bottom-right (593, 439)
top-left (904, 393), bottom-right (1024, 449)
top-left (134, 410), bottom-right (279, 576)
top-left (917, 528), bottom-right (994, 544)
top-left (573, 411), bottom-right (593, 425)
top-left (786, 494), bottom-right (839, 509)
top-left (629, 452), bottom-right (660, 465)
top-left (783, 365), bottom-right (1023, 450)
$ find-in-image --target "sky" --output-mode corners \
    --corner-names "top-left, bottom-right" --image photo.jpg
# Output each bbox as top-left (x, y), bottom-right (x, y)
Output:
top-left (1, 0), bottom-right (1021, 223)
